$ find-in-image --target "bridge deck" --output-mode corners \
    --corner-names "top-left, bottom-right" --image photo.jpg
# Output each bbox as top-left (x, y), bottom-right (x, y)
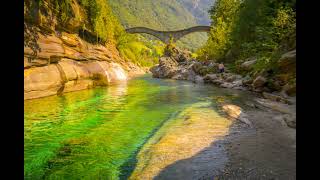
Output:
top-left (125, 26), bottom-right (211, 44)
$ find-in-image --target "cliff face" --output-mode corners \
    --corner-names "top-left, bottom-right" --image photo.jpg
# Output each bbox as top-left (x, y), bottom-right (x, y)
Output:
top-left (24, 31), bottom-right (146, 100)
top-left (24, 0), bottom-right (146, 100)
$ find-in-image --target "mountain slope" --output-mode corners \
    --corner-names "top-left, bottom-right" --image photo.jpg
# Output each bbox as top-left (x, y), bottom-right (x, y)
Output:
top-left (108, 0), bottom-right (211, 51)
top-left (177, 0), bottom-right (215, 25)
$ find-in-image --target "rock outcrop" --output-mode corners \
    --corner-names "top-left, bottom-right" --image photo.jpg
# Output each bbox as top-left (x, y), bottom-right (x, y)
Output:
top-left (252, 76), bottom-right (267, 91)
top-left (24, 32), bottom-right (145, 100)
top-left (151, 57), bottom-right (179, 78)
top-left (255, 98), bottom-right (296, 128)
top-left (150, 47), bottom-right (248, 90)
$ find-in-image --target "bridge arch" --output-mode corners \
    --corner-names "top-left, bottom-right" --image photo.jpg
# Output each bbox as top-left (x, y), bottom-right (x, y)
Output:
top-left (125, 26), bottom-right (211, 44)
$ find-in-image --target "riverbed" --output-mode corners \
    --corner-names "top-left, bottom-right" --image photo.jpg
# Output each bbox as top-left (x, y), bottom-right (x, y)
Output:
top-left (24, 74), bottom-right (295, 179)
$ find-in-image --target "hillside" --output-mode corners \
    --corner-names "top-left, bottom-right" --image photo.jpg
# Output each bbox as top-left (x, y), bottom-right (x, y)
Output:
top-left (108, 0), bottom-right (211, 51)
top-left (177, 0), bottom-right (215, 25)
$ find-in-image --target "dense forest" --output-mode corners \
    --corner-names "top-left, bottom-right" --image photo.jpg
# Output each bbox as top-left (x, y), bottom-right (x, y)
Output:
top-left (197, 0), bottom-right (296, 75)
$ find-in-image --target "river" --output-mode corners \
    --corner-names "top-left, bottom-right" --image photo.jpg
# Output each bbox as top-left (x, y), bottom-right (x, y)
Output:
top-left (24, 74), bottom-right (263, 179)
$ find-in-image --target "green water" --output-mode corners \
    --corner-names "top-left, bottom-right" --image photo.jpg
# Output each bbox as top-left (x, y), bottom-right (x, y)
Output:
top-left (24, 75), bottom-right (251, 179)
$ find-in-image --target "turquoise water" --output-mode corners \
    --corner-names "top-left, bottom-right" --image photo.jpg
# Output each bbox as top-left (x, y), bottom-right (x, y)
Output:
top-left (24, 75), bottom-right (249, 179)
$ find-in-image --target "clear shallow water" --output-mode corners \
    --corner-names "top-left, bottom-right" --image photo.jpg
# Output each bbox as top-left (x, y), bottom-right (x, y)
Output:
top-left (24, 74), bottom-right (250, 179)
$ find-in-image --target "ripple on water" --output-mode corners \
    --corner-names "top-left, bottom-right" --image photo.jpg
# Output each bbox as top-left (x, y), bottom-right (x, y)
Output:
top-left (24, 75), bottom-right (249, 179)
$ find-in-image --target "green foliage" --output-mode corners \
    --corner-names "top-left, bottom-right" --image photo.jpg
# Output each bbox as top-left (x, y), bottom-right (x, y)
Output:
top-left (163, 42), bottom-right (177, 57)
top-left (197, 0), bottom-right (296, 75)
top-left (79, 0), bottom-right (124, 42)
top-left (116, 32), bottom-right (163, 67)
top-left (197, 0), bottom-right (241, 60)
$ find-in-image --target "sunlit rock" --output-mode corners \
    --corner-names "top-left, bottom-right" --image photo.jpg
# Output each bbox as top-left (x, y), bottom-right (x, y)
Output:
top-left (130, 102), bottom-right (232, 179)
top-left (221, 104), bottom-right (252, 127)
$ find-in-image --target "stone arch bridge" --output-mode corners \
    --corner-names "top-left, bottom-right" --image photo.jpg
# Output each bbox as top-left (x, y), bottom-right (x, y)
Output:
top-left (125, 26), bottom-right (211, 44)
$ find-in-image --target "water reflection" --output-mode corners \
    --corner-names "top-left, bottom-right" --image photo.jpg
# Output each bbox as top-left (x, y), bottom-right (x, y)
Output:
top-left (107, 81), bottom-right (128, 98)
top-left (24, 75), bottom-right (252, 179)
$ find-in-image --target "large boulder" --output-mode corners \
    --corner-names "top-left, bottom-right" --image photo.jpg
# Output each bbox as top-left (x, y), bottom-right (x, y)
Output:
top-left (225, 74), bottom-right (237, 82)
top-left (242, 75), bottom-right (253, 86)
top-left (150, 57), bottom-right (178, 78)
top-left (24, 64), bottom-right (63, 100)
top-left (240, 57), bottom-right (257, 71)
top-left (203, 74), bottom-right (218, 83)
top-left (266, 79), bottom-right (283, 91)
top-left (172, 68), bottom-right (189, 80)
top-left (231, 79), bottom-right (243, 88)
top-left (222, 104), bottom-right (252, 127)
top-left (194, 75), bottom-right (204, 84)
top-left (278, 49), bottom-right (296, 74)
top-left (281, 82), bottom-right (296, 97)
top-left (252, 76), bottom-right (267, 88)
top-left (149, 65), bottom-right (160, 77)
top-left (189, 61), bottom-right (203, 74)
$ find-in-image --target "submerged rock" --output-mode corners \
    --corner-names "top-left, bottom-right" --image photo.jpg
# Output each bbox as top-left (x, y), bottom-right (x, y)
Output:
top-left (254, 98), bottom-right (295, 115)
top-left (262, 92), bottom-right (292, 104)
top-left (222, 104), bottom-right (253, 127)
top-left (130, 102), bottom-right (232, 180)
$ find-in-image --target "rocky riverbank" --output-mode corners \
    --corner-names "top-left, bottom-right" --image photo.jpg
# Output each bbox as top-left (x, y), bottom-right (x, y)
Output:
top-left (145, 47), bottom-right (296, 178)
top-left (24, 31), bottom-right (147, 100)
top-left (129, 84), bottom-right (295, 179)
top-left (150, 47), bottom-right (296, 128)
